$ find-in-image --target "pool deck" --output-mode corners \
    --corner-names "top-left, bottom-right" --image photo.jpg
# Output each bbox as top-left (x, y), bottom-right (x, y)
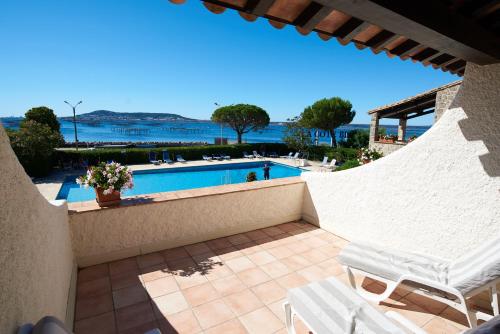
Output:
top-left (34, 158), bottom-right (329, 201)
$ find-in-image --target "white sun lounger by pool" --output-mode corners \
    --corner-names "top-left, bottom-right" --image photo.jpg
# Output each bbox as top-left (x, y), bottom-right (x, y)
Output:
top-left (283, 276), bottom-right (425, 334)
top-left (176, 154), bottom-right (186, 163)
top-left (319, 156), bottom-right (328, 167)
top-left (281, 152), bottom-right (293, 159)
top-left (290, 152), bottom-right (300, 160)
top-left (202, 155), bottom-right (212, 161)
top-left (338, 237), bottom-right (500, 328)
top-left (324, 159), bottom-right (337, 169)
top-left (243, 151), bottom-right (254, 159)
top-left (253, 150), bottom-right (263, 158)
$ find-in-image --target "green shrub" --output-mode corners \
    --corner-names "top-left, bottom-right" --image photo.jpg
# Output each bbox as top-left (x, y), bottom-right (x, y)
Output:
top-left (335, 159), bottom-right (361, 171)
top-left (344, 129), bottom-right (369, 148)
top-left (8, 120), bottom-right (64, 176)
top-left (56, 143), bottom-right (289, 165)
top-left (306, 146), bottom-right (358, 163)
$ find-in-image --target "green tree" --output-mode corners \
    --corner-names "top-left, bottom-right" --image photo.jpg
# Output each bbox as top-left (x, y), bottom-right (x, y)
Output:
top-left (300, 97), bottom-right (355, 147)
top-left (282, 116), bottom-right (311, 154)
top-left (23, 106), bottom-right (61, 133)
top-left (8, 120), bottom-right (64, 176)
top-left (345, 129), bottom-right (369, 148)
top-left (211, 104), bottom-right (270, 144)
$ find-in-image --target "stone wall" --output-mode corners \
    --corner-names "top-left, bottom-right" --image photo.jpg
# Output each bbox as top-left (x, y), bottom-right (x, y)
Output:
top-left (370, 142), bottom-right (407, 156)
top-left (0, 126), bottom-right (75, 334)
top-left (302, 63), bottom-right (500, 260)
top-left (435, 83), bottom-right (461, 122)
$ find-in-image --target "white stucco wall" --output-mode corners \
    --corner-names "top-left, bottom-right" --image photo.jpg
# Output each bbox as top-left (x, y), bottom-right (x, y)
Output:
top-left (70, 181), bottom-right (305, 267)
top-left (0, 126), bottom-right (75, 333)
top-left (302, 63), bottom-right (500, 260)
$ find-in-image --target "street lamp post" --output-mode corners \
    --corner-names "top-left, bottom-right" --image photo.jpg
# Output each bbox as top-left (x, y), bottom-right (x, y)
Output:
top-left (64, 100), bottom-right (82, 150)
top-left (214, 102), bottom-right (223, 145)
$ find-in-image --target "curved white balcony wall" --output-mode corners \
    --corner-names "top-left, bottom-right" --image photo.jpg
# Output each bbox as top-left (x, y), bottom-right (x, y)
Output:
top-left (0, 126), bottom-right (75, 333)
top-left (302, 63), bottom-right (500, 260)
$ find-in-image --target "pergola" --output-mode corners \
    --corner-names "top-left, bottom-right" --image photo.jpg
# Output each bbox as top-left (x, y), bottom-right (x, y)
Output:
top-left (368, 80), bottom-right (462, 143)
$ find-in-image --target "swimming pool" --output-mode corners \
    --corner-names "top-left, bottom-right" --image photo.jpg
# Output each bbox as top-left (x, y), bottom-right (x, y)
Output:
top-left (56, 161), bottom-right (303, 203)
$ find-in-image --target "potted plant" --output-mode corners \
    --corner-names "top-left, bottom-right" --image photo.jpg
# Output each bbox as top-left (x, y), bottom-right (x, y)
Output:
top-left (379, 134), bottom-right (397, 143)
top-left (358, 148), bottom-right (383, 164)
top-left (246, 171), bottom-right (257, 182)
top-left (77, 162), bottom-right (134, 207)
top-left (408, 135), bottom-right (418, 142)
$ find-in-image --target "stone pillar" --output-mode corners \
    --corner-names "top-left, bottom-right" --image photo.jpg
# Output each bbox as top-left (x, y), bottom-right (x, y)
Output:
top-left (369, 113), bottom-right (379, 147)
top-left (434, 83), bottom-right (461, 123)
top-left (398, 118), bottom-right (407, 141)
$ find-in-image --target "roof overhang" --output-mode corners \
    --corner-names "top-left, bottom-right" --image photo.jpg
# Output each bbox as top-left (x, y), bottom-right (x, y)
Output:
top-left (170, 0), bottom-right (500, 76)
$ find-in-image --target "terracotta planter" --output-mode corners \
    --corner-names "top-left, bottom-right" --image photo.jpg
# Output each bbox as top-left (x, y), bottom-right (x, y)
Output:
top-left (379, 139), bottom-right (395, 144)
top-left (95, 188), bottom-right (121, 207)
top-left (362, 159), bottom-right (371, 164)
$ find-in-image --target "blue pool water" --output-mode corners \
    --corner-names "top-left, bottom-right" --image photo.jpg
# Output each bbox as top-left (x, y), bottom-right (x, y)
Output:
top-left (56, 161), bottom-right (303, 203)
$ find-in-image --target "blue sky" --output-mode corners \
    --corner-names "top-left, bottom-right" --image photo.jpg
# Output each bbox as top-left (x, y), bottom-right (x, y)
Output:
top-left (0, 0), bottom-right (458, 125)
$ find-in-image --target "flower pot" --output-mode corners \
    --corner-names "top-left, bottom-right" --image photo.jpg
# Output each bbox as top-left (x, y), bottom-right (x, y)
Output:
top-left (95, 188), bottom-right (121, 207)
top-left (362, 159), bottom-right (371, 164)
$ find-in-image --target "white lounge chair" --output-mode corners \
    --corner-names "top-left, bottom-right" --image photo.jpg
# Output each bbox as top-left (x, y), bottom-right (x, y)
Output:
top-left (325, 159), bottom-right (337, 169)
top-left (202, 155), bottom-right (212, 161)
top-left (281, 152), bottom-right (293, 159)
top-left (176, 154), bottom-right (186, 163)
top-left (149, 152), bottom-right (161, 165)
top-left (162, 151), bottom-right (173, 164)
top-left (290, 152), bottom-right (300, 160)
top-left (319, 156), bottom-right (329, 167)
top-left (243, 151), bottom-right (254, 159)
top-left (253, 150), bottom-right (263, 159)
top-left (338, 237), bottom-right (500, 328)
top-left (284, 276), bottom-right (425, 334)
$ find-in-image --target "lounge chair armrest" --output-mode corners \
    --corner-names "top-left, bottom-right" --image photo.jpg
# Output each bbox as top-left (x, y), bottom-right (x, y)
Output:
top-left (385, 311), bottom-right (427, 334)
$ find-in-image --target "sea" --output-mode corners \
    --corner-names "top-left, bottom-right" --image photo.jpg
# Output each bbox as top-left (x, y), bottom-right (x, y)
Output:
top-left (0, 118), bottom-right (430, 145)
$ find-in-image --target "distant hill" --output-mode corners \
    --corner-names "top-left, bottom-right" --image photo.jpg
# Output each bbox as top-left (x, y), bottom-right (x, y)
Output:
top-left (60, 110), bottom-right (196, 121)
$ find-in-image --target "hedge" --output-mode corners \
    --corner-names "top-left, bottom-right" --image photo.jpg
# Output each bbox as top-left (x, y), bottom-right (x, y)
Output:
top-left (56, 143), bottom-right (289, 165)
top-left (56, 143), bottom-right (360, 165)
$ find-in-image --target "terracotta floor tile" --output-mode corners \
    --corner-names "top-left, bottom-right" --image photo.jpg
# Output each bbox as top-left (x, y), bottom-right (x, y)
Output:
top-left (192, 299), bottom-right (235, 329)
top-left (157, 309), bottom-right (202, 334)
top-left (137, 252), bottom-right (165, 269)
top-left (167, 257), bottom-right (197, 274)
top-left (275, 272), bottom-right (309, 290)
top-left (227, 233), bottom-right (252, 245)
top-left (237, 267), bottom-right (271, 287)
top-left (74, 311), bottom-right (116, 334)
top-left (317, 244), bottom-right (342, 257)
top-left (77, 277), bottom-right (111, 298)
top-left (438, 306), bottom-right (470, 329)
top-left (109, 258), bottom-right (139, 277)
top-left (260, 260), bottom-right (291, 279)
top-left (183, 282), bottom-right (220, 307)
top-left (191, 251), bottom-right (221, 265)
top-left (300, 248), bottom-right (330, 264)
top-left (203, 263), bottom-right (233, 281)
top-left (184, 242), bottom-right (211, 256)
top-left (223, 289), bottom-right (264, 316)
top-left (152, 291), bottom-right (189, 317)
top-left (261, 226), bottom-right (285, 237)
top-left (267, 298), bottom-right (287, 324)
top-left (206, 237), bottom-right (233, 251)
top-left (111, 271), bottom-right (143, 291)
top-left (280, 254), bottom-right (311, 271)
top-left (266, 245), bottom-right (294, 260)
top-left (113, 284), bottom-right (149, 309)
top-left (422, 316), bottom-right (463, 334)
top-left (380, 298), bottom-right (435, 327)
top-left (119, 320), bottom-right (160, 334)
top-left (225, 256), bottom-right (256, 273)
top-left (404, 292), bottom-right (449, 315)
top-left (247, 250), bottom-right (277, 266)
top-left (174, 271), bottom-right (208, 290)
top-left (317, 259), bottom-right (345, 276)
top-left (162, 247), bottom-right (190, 262)
top-left (251, 281), bottom-right (287, 305)
top-left (78, 264), bottom-right (109, 283)
top-left (144, 276), bottom-right (179, 298)
top-left (115, 301), bottom-right (156, 332)
top-left (277, 223), bottom-right (301, 233)
top-left (204, 318), bottom-right (247, 334)
top-left (316, 232), bottom-right (340, 243)
top-left (294, 317), bottom-right (313, 334)
top-left (239, 307), bottom-right (283, 334)
top-left (297, 265), bottom-right (329, 283)
top-left (140, 263), bottom-right (171, 283)
top-left (254, 237), bottom-right (275, 249)
top-left (214, 246), bottom-right (244, 261)
top-left (211, 275), bottom-right (247, 296)
top-left (245, 229), bottom-right (268, 241)
top-left (75, 292), bottom-right (114, 321)
top-left (285, 241), bottom-right (311, 254)
top-left (236, 242), bottom-right (263, 255)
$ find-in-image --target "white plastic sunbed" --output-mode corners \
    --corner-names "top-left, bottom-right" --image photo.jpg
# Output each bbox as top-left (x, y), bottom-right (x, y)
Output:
top-left (243, 151), bottom-right (254, 159)
top-left (284, 276), bottom-right (426, 334)
top-left (176, 154), bottom-right (186, 163)
top-left (253, 150), bottom-right (263, 158)
top-left (281, 152), bottom-right (293, 159)
top-left (324, 159), bottom-right (337, 169)
top-left (338, 237), bottom-right (500, 328)
top-left (290, 152), bottom-right (300, 160)
top-left (202, 155), bottom-right (212, 161)
top-left (319, 156), bottom-right (328, 167)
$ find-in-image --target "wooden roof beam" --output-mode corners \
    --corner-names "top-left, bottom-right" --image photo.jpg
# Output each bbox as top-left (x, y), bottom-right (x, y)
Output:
top-left (243, 0), bottom-right (275, 16)
top-left (390, 39), bottom-right (421, 57)
top-left (293, 2), bottom-right (333, 31)
top-left (313, 0), bottom-right (500, 64)
top-left (405, 109), bottom-right (434, 120)
top-left (365, 30), bottom-right (400, 53)
top-left (472, 1), bottom-right (500, 19)
top-left (335, 19), bottom-right (371, 43)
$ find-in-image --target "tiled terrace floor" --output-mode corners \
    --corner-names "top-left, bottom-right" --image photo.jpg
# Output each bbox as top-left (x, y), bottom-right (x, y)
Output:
top-left (74, 222), bottom-right (478, 334)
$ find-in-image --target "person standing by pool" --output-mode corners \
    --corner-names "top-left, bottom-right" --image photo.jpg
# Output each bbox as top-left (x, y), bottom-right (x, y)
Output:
top-left (263, 163), bottom-right (271, 180)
